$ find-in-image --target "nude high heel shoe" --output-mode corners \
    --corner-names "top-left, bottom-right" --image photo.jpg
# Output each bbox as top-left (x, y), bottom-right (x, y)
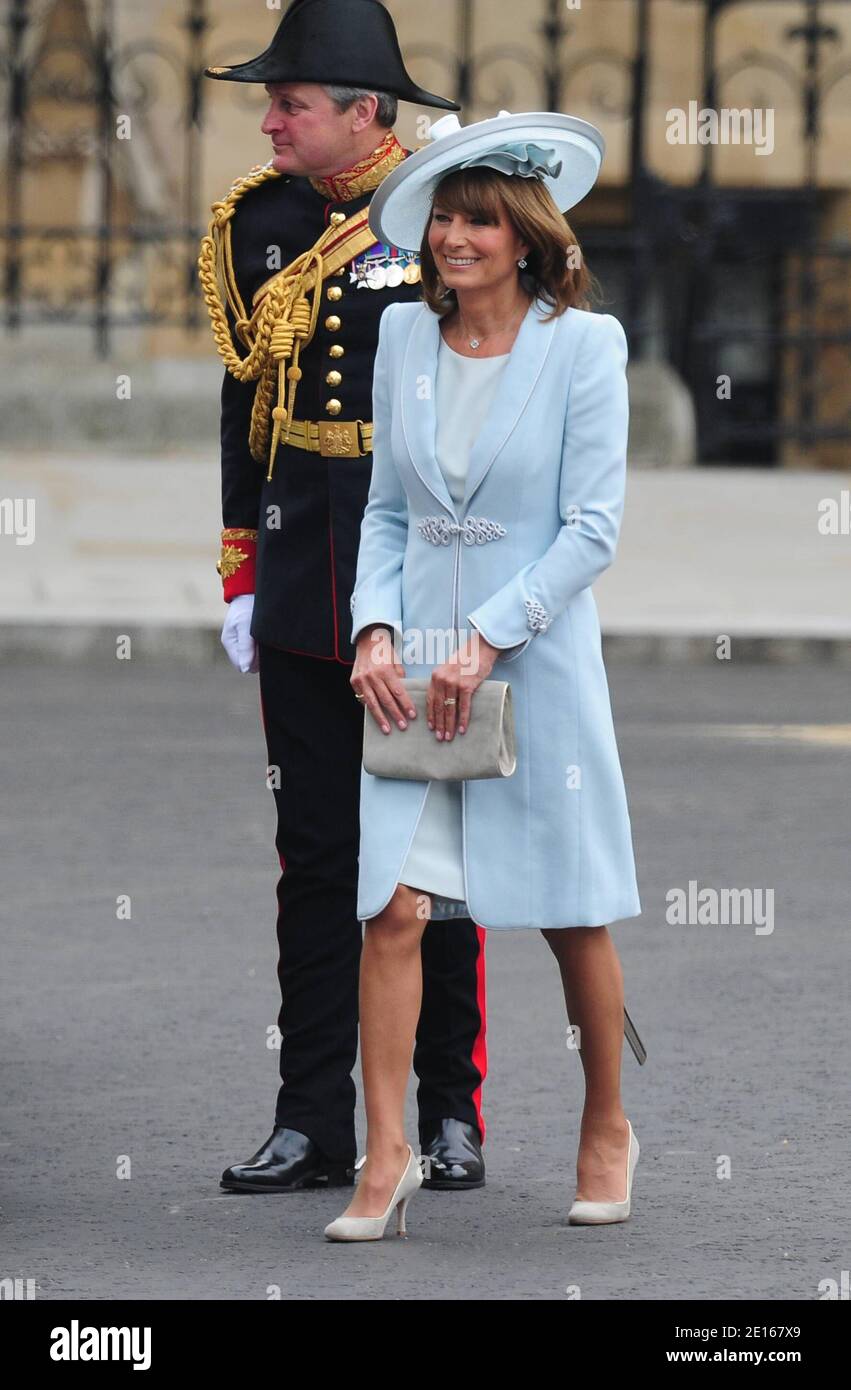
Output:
top-left (324, 1145), bottom-right (424, 1242)
top-left (568, 1119), bottom-right (639, 1225)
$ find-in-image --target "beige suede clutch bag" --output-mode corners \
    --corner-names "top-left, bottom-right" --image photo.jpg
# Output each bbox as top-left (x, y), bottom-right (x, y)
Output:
top-left (362, 678), bottom-right (517, 781)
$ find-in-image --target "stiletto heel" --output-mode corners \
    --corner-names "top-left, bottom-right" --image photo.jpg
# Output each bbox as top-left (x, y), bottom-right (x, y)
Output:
top-left (324, 1145), bottom-right (424, 1242)
top-left (568, 1119), bottom-right (639, 1225)
top-left (396, 1194), bottom-right (411, 1236)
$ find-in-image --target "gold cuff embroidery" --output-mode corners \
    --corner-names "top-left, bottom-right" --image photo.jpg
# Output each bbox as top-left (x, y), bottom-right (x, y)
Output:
top-left (217, 529), bottom-right (256, 579)
top-left (217, 547), bottom-right (248, 580)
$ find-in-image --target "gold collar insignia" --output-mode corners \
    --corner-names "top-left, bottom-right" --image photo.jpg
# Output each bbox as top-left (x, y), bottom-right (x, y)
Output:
top-left (308, 129), bottom-right (408, 202)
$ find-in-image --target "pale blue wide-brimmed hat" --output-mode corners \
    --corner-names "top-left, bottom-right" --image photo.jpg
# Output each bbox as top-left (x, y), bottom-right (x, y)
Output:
top-left (369, 109), bottom-right (606, 252)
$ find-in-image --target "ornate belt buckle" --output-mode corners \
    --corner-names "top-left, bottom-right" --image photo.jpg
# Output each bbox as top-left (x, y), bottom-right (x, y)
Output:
top-left (317, 420), bottom-right (367, 458)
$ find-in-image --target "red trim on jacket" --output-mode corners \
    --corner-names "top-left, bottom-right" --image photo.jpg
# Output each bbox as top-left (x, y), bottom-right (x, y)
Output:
top-left (220, 530), bottom-right (257, 602)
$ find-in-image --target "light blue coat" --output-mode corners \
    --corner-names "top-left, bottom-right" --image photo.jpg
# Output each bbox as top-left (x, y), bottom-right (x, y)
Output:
top-left (350, 296), bottom-right (642, 930)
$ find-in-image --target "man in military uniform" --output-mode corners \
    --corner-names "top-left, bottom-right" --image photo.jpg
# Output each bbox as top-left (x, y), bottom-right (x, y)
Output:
top-left (199, 0), bottom-right (488, 1192)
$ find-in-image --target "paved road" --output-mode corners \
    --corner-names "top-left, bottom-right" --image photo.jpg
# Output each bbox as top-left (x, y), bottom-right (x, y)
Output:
top-left (1, 657), bottom-right (848, 1300)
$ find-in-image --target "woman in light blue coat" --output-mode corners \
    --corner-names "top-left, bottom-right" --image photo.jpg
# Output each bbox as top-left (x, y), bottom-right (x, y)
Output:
top-left (325, 112), bottom-right (642, 1242)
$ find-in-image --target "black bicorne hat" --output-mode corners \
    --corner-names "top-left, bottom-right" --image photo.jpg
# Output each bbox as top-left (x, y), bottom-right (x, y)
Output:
top-left (204, 0), bottom-right (460, 112)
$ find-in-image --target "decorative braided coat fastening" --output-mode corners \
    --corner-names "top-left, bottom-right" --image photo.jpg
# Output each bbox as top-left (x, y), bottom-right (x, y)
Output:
top-left (525, 598), bottom-right (552, 632)
top-left (417, 516), bottom-right (508, 546)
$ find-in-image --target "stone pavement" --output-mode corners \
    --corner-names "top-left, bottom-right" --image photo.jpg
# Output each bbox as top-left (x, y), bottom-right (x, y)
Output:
top-left (0, 452), bottom-right (849, 657)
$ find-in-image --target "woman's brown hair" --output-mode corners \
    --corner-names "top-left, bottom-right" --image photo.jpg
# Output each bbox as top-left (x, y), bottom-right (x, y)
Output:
top-left (418, 165), bottom-right (602, 319)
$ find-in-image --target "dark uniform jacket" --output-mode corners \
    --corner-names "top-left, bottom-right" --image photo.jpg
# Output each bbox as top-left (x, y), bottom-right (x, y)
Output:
top-left (216, 138), bottom-right (424, 664)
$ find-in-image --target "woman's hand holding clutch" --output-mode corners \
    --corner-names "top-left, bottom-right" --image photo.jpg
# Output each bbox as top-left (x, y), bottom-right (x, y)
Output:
top-left (352, 626), bottom-right (502, 742)
top-left (428, 633), bottom-right (500, 742)
top-left (351, 625), bottom-right (418, 735)
top-left (357, 628), bottom-right (516, 781)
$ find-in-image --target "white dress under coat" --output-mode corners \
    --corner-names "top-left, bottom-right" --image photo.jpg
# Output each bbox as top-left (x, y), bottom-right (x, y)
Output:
top-left (350, 296), bottom-right (642, 930)
top-left (397, 339), bottom-right (510, 913)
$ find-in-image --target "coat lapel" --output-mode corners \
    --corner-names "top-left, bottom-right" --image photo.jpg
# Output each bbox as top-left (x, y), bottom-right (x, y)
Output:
top-left (400, 298), bottom-right (559, 517)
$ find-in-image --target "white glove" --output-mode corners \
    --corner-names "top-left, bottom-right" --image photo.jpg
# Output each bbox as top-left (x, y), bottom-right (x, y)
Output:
top-left (221, 593), bottom-right (259, 674)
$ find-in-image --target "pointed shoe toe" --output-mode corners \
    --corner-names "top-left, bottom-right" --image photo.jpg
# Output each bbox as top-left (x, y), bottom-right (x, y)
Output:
top-left (324, 1145), bottom-right (424, 1243)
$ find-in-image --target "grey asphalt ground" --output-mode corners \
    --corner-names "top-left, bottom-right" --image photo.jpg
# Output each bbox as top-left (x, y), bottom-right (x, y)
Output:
top-left (1, 655), bottom-right (849, 1301)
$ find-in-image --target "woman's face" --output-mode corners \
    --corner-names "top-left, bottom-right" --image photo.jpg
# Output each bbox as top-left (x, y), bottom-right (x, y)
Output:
top-left (428, 197), bottom-right (530, 295)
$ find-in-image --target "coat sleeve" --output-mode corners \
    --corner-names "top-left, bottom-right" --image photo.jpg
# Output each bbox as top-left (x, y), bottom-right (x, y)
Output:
top-left (349, 303), bottom-right (407, 650)
top-left (218, 301), bottom-right (263, 602)
top-left (466, 312), bottom-right (629, 663)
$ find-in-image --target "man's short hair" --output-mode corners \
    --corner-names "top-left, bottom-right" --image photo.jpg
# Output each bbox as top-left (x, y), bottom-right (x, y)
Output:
top-left (323, 85), bottom-right (398, 129)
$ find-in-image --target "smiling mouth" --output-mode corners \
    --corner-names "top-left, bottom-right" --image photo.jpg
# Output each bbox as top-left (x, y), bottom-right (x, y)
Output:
top-left (444, 256), bottom-right (481, 267)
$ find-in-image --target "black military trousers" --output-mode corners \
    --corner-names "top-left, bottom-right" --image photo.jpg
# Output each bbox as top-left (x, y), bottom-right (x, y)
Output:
top-left (257, 642), bottom-right (487, 1166)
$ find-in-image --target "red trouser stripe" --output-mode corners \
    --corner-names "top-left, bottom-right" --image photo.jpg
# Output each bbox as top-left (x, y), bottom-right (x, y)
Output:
top-left (470, 923), bottom-right (488, 1145)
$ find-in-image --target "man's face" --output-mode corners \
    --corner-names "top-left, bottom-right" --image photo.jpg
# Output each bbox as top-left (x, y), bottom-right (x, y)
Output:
top-left (260, 83), bottom-right (355, 174)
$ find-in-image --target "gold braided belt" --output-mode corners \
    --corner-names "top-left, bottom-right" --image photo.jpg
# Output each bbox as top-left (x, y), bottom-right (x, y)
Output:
top-left (197, 164), bottom-right (380, 481)
top-left (286, 418), bottom-right (373, 458)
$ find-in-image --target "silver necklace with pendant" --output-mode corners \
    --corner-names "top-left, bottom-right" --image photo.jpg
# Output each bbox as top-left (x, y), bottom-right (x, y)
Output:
top-left (458, 302), bottom-right (527, 351)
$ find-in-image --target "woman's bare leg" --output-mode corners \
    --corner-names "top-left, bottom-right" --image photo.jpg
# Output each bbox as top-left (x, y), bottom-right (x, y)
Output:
top-left (541, 925), bottom-right (632, 1203)
top-left (339, 884), bottom-right (430, 1218)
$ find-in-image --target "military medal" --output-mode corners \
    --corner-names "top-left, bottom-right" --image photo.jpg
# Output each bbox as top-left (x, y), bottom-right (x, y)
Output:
top-left (351, 242), bottom-right (418, 290)
top-left (365, 261), bottom-right (388, 289)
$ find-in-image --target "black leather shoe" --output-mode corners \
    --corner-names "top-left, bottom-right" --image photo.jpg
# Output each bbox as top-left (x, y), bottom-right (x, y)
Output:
top-left (220, 1127), bottom-right (354, 1193)
top-left (418, 1118), bottom-right (485, 1191)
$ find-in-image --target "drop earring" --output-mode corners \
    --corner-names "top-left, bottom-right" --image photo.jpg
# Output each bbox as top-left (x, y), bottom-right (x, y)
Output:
top-left (518, 257), bottom-right (528, 269)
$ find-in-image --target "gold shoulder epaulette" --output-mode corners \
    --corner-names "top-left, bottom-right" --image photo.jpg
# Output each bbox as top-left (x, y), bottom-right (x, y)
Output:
top-left (223, 160), bottom-right (279, 203)
top-left (197, 159), bottom-right (283, 349)
top-left (197, 160), bottom-right (286, 456)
